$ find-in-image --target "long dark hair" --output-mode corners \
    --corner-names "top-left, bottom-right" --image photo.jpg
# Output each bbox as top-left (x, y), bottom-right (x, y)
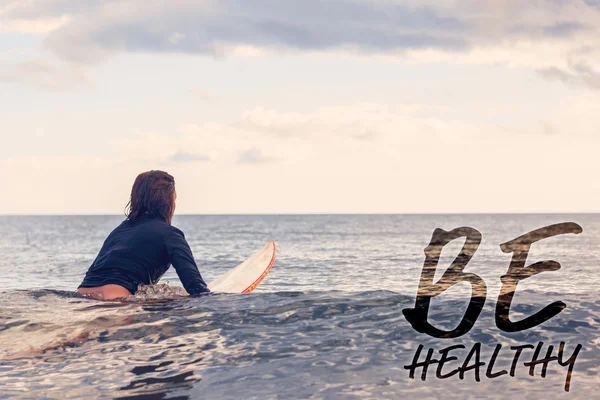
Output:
top-left (125, 170), bottom-right (176, 224)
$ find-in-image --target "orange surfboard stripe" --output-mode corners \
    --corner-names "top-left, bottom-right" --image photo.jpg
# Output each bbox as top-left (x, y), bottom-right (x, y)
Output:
top-left (241, 240), bottom-right (277, 293)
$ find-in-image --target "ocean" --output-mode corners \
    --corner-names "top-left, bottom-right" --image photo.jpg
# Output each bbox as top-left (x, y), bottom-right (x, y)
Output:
top-left (0, 214), bottom-right (598, 399)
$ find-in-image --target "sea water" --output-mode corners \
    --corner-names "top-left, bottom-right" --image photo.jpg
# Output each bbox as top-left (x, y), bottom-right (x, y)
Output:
top-left (0, 215), bottom-right (598, 398)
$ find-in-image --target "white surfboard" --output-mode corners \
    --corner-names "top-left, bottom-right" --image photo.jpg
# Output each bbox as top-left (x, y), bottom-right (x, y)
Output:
top-left (208, 240), bottom-right (276, 293)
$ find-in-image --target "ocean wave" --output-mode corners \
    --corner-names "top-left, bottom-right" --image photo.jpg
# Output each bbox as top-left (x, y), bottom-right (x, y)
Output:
top-left (0, 288), bottom-right (598, 398)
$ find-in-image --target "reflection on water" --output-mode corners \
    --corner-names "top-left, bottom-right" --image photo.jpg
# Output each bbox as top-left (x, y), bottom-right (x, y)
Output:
top-left (0, 215), bottom-right (599, 398)
top-left (0, 289), bottom-right (598, 399)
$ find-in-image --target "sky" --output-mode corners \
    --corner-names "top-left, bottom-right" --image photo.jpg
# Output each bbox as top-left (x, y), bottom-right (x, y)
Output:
top-left (1, 0), bottom-right (600, 214)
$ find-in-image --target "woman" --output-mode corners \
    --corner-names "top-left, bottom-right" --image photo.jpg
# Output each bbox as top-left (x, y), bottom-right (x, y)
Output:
top-left (77, 170), bottom-right (210, 300)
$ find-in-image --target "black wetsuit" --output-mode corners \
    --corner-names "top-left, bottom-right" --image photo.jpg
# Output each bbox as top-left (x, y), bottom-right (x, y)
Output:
top-left (79, 215), bottom-right (210, 296)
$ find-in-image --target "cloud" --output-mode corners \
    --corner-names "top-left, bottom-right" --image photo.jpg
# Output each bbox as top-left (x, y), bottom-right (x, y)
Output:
top-left (542, 21), bottom-right (587, 38)
top-left (169, 151), bottom-right (210, 163)
top-left (0, 15), bottom-right (70, 34)
top-left (2, 0), bottom-right (599, 72)
top-left (237, 104), bottom-right (426, 140)
top-left (0, 59), bottom-right (88, 91)
top-left (0, 1), bottom-right (72, 33)
top-left (237, 148), bottom-right (276, 165)
top-left (110, 102), bottom-right (505, 170)
top-left (185, 87), bottom-right (219, 103)
top-left (18, 1), bottom-right (468, 63)
top-left (107, 98), bottom-right (600, 185)
top-left (6, 99), bottom-right (600, 214)
top-left (537, 63), bottom-right (600, 90)
top-left (585, 0), bottom-right (600, 9)
top-left (540, 120), bottom-right (559, 136)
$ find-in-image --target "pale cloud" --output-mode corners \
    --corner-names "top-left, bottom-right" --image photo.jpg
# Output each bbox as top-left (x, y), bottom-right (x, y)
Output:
top-left (184, 87), bottom-right (219, 102)
top-left (112, 133), bottom-right (181, 161)
top-left (0, 59), bottom-right (88, 91)
top-left (169, 151), bottom-right (210, 163)
top-left (108, 102), bottom-right (533, 170)
top-left (0, 2), bottom-right (70, 33)
top-left (237, 148), bottom-right (277, 165)
top-left (4, 99), bottom-right (600, 214)
top-left (107, 98), bottom-right (600, 179)
top-left (0, 15), bottom-right (70, 34)
top-left (108, 103), bottom-right (447, 166)
top-left (538, 63), bottom-right (600, 90)
top-left (167, 32), bottom-right (186, 46)
top-left (543, 22), bottom-right (587, 38)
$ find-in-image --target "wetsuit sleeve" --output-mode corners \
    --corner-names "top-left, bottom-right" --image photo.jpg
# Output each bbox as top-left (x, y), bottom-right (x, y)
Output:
top-left (165, 227), bottom-right (210, 296)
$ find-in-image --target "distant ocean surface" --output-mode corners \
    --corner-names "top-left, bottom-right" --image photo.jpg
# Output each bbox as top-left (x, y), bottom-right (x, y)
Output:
top-left (0, 215), bottom-right (598, 399)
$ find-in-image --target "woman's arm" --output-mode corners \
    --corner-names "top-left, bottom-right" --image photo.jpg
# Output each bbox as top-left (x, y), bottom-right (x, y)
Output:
top-left (164, 227), bottom-right (210, 296)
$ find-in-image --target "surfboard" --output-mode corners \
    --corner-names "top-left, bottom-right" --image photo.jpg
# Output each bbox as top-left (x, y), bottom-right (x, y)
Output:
top-left (208, 240), bottom-right (276, 293)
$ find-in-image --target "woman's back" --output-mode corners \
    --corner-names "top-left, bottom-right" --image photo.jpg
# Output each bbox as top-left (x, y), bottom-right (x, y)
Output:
top-left (77, 170), bottom-right (209, 299)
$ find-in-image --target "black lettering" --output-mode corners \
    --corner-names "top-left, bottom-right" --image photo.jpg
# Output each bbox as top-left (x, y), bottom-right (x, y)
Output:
top-left (557, 342), bottom-right (582, 392)
top-left (497, 223), bottom-right (583, 332)
top-left (458, 342), bottom-right (485, 381)
top-left (486, 344), bottom-right (508, 379)
top-left (403, 227), bottom-right (486, 338)
top-left (523, 342), bottom-right (558, 377)
top-left (436, 344), bottom-right (465, 379)
top-left (509, 344), bottom-right (535, 377)
top-left (404, 345), bottom-right (439, 381)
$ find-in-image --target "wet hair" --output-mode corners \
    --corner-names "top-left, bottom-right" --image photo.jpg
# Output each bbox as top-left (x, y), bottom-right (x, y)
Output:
top-left (125, 170), bottom-right (176, 224)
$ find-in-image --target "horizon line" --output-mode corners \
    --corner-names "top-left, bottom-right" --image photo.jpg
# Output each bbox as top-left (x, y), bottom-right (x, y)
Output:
top-left (1, 212), bottom-right (599, 217)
